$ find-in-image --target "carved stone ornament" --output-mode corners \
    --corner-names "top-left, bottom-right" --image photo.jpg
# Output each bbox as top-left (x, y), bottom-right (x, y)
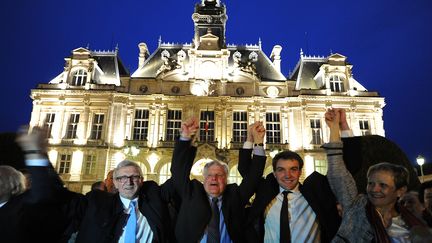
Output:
top-left (249, 51), bottom-right (258, 62)
top-left (177, 50), bottom-right (186, 61)
top-left (161, 50), bottom-right (170, 61)
top-left (171, 86), bottom-right (180, 94)
top-left (206, 16), bottom-right (213, 23)
top-left (233, 51), bottom-right (242, 63)
top-left (236, 87), bottom-right (245, 95)
top-left (139, 85), bottom-right (148, 93)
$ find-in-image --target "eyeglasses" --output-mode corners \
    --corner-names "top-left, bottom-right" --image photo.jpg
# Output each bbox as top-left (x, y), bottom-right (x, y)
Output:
top-left (115, 175), bottom-right (142, 183)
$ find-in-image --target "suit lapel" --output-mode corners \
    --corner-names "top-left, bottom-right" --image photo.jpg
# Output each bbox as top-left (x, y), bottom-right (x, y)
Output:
top-left (103, 195), bottom-right (128, 242)
top-left (248, 175), bottom-right (279, 224)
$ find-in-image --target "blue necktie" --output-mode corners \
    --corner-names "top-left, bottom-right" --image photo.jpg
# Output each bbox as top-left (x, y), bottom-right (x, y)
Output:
top-left (125, 201), bottom-right (137, 243)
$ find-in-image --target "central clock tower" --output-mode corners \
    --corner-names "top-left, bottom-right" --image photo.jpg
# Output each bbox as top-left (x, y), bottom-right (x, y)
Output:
top-left (192, 0), bottom-right (227, 50)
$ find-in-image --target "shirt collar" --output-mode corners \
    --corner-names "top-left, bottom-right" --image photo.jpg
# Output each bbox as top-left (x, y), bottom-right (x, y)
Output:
top-left (119, 195), bottom-right (138, 209)
top-left (279, 183), bottom-right (300, 194)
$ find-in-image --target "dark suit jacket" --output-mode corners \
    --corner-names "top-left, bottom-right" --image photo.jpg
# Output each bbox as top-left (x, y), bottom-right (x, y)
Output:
top-left (0, 182), bottom-right (82, 243)
top-left (29, 164), bottom-right (175, 243)
top-left (245, 171), bottom-right (341, 243)
top-left (171, 140), bottom-right (266, 243)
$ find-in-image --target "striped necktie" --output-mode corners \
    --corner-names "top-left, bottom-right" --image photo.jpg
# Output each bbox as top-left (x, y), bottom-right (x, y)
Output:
top-left (207, 197), bottom-right (220, 243)
top-left (125, 200), bottom-right (137, 243)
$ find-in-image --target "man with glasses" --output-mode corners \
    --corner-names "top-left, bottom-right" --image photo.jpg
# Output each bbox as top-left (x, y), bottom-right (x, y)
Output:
top-left (16, 127), bottom-right (175, 243)
top-left (171, 117), bottom-right (266, 243)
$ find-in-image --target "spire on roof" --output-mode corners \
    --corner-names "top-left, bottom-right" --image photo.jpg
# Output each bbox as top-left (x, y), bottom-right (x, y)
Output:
top-left (300, 48), bottom-right (304, 58)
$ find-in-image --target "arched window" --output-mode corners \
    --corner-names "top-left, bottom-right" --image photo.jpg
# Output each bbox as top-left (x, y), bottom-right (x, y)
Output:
top-left (228, 165), bottom-right (242, 185)
top-left (140, 164), bottom-right (148, 181)
top-left (158, 162), bottom-right (171, 184)
top-left (71, 69), bottom-right (87, 86)
top-left (329, 74), bottom-right (345, 92)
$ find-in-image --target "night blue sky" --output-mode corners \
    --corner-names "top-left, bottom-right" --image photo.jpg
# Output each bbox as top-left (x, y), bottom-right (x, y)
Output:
top-left (1, 0), bottom-right (431, 165)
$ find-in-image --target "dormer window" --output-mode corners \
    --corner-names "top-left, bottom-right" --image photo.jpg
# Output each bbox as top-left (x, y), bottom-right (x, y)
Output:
top-left (329, 74), bottom-right (345, 92)
top-left (71, 69), bottom-right (87, 86)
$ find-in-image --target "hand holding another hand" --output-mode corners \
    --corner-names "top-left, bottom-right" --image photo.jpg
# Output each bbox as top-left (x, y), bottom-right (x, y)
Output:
top-left (181, 117), bottom-right (199, 140)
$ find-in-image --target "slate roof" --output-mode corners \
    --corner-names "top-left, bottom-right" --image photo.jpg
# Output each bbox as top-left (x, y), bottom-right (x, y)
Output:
top-left (132, 43), bottom-right (286, 81)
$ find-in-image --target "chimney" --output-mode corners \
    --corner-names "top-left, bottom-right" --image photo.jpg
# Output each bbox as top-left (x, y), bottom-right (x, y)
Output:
top-left (270, 45), bottom-right (282, 72)
top-left (138, 42), bottom-right (149, 68)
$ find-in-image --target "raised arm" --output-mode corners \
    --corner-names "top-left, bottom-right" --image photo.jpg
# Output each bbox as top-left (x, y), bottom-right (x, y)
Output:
top-left (238, 122), bottom-right (260, 176)
top-left (16, 126), bottom-right (65, 203)
top-left (323, 109), bottom-right (358, 210)
top-left (170, 117), bottom-right (199, 197)
top-left (238, 122), bottom-right (266, 205)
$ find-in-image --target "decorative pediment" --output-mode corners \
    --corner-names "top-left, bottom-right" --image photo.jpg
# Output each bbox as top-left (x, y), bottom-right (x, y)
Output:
top-left (198, 29), bottom-right (220, 50)
top-left (72, 47), bottom-right (91, 57)
top-left (328, 53), bottom-right (347, 65)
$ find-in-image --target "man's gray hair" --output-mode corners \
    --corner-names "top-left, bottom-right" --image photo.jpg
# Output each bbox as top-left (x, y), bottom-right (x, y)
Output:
top-left (0, 165), bottom-right (26, 203)
top-left (113, 160), bottom-right (143, 178)
top-left (203, 160), bottom-right (229, 177)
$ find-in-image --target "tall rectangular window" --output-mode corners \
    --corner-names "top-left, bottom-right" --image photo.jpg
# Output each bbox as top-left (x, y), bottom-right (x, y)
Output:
top-left (133, 109), bottom-right (149, 140)
top-left (200, 110), bottom-right (215, 141)
top-left (310, 119), bottom-right (322, 145)
top-left (359, 120), bottom-right (371, 136)
top-left (90, 114), bottom-right (104, 140)
top-left (314, 159), bottom-right (327, 175)
top-left (232, 111), bottom-right (248, 143)
top-left (329, 75), bottom-right (345, 92)
top-left (84, 154), bottom-right (96, 175)
top-left (166, 110), bottom-right (182, 141)
top-left (58, 154), bottom-right (71, 174)
top-left (44, 113), bottom-right (56, 138)
top-left (66, 114), bottom-right (80, 139)
top-left (266, 112), bottom-right (281, 144)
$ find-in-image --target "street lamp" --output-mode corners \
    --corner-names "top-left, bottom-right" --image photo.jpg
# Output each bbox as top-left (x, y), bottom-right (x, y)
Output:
top-left (416, 155), bottom-right (425, 183)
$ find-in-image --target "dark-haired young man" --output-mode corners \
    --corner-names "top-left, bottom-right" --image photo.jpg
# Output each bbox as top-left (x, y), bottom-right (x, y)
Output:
top-left (245, 149), bottom-right (341, 243)
top-left (244, 109), bottom-right (353, 243)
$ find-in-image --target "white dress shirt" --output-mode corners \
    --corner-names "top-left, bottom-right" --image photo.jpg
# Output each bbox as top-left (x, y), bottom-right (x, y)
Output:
top-left (263, 185), bottom-right (320, 243)
top-left (0, 201), bottom-right (7, 208)
top-left (118, 196), bottom-right (154, 243)
top-left (387, 216), bottom-right (410, 243)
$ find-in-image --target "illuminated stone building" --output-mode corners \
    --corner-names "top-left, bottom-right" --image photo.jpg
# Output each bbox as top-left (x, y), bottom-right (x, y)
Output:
top-left (28, 0), bottom-right (385, 192)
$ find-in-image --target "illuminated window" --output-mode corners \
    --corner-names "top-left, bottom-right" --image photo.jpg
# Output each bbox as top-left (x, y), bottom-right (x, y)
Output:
top-left (310, 119), bottom-right (322, 145)
top-left (228, 165), bottom-right (242, 185)
top-left (66, 113), bottom-right (80, 139)
top-left (166, 110), bottom-right (182, 141)
top-left (159, 162), bottom-right (171, 184)
top-left (58, 154), bottom-right (71, 174)
top-left (232, 111), bottom-right (247, 143)
top-left (314, 159), bottom-right (327, 175)
top-left (44, 113), bottom-right (56, 138)
top-left (133, 109), bottom-right (149, 140)
top-left (71, 69), bottom-right (87, 86)
top-left (83, 154), bottom-right (96, 175)
top-left (200, 110), bottom-right (215, 142)
top-left (266, 112), bottom-right (281, 144)
top-left (359, 120), bottom-right (371, 136)
top-left (264, 166), bottom-right (274, 177)
top-left (90, 114), bottom-right (104, 140)
top-left (329, 74), bottom-right (345, 92)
